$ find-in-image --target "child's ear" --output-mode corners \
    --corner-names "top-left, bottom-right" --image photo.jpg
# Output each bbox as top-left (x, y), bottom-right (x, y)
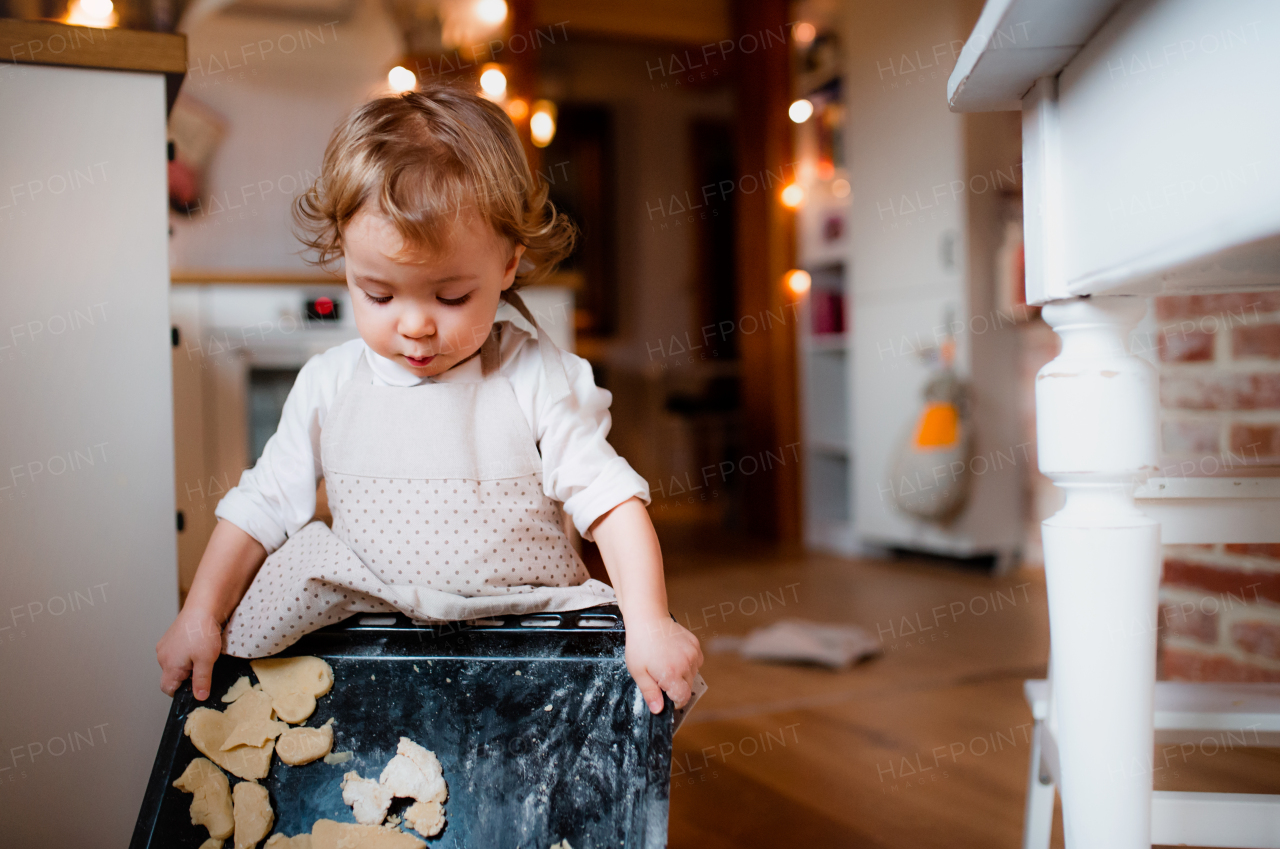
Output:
top-left (501, 243), bottom-right (527, 290)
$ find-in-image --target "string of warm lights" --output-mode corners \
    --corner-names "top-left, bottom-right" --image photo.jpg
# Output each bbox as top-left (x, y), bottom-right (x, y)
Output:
top-left (382, 8), bottom-right (829, 298)
top-left (783, 18), bottom-right (847, 298)
top-left (386, 0), bottom-right (556, 148)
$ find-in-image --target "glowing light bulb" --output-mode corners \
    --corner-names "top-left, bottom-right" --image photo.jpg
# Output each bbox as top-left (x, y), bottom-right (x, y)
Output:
top-left (785, 269), bottom-right (812, 295)
top-left (66, 0), bottom-right (116, 27)
top-left (388, 66), bottom-right (417, 93)
top-left (530, 100), bottom-right (556, 147)
top-left (530, 112), bottom-right (555, 146)
top-left (479, 66), bottom-right (507, 99)
top-left (793, 22), bottom-right (816, 45)
top-left (780, 183), bottom-right (805, 208)
top-left (506, 98), bottom-right (529, 121)
top-left (474, 0), bottom-right (508, 26)
top-left (789, 99), bottom-right (814, 123)
top-left (831, 178), bottom-right (851, 198)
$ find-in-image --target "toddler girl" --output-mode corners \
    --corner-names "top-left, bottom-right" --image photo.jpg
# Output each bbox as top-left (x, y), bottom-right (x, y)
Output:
top-left (156, 83), bottom-right (703, 716)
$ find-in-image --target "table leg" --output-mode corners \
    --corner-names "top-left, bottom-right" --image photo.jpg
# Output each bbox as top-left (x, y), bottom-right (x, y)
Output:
top-left (1036, 296), bottom-right (1161, 849)
top-left (1022, 721), bottom-right (1056, 849)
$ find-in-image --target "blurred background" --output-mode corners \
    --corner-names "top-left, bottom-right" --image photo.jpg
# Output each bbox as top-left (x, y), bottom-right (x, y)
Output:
top-left (4, 0), bottom-right (1279, 845)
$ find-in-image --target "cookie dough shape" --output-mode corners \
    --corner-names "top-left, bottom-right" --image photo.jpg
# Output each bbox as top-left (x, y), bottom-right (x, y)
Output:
top-left (263, 834), bottom-right (312, 848)
top-left (199, 839), bottom-right (226, 849)
top-left (184, 689), bottom-right (277, 780)
top-left (403, 801), bottom-right (445, 838)
top-left (233, 780), bottom-right (274, 849)
top-left (379, 738), bottom-right (448, 837)
top-left (379, 738), bottom-right (447, 806)
top-left (310, 820), bottom-right (425, 849)
top-left (172, 757), bottom-right (234, 840)
top-left (222, 717), bottom-right (289, 751)
top-left (277, 718), bottom-right (334, 766)
top-left (341, 771), bottom-right (393, 825)
top-left (250, 656), bottom-right (334, 724)
top-left (222, 676), bottom-right (253, 703)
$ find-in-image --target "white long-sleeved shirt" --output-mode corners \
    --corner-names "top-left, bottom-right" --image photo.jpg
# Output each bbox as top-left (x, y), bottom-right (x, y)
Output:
top-left (214, 321), bottom-right (650, 554)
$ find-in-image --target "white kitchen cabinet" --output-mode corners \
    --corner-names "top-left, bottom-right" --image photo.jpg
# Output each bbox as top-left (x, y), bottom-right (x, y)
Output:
top-left (0, 20), bottom-right (186, 847)
top-left (795, 0), bottom-right (1026, 565)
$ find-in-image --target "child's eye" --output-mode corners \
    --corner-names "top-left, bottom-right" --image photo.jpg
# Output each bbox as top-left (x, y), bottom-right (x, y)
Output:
top-left (438, 293), bottom-right (472, 306)
top-left (363, 291), bottom-right (393, 305)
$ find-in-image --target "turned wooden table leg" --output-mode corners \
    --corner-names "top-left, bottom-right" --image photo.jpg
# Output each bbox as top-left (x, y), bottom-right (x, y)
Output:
top-left (1036, 296), bottom-right (1161, 849)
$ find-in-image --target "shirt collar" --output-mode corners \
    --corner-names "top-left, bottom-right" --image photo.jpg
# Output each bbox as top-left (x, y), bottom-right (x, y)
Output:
top-left (362, 343), bottom-right (485, 386)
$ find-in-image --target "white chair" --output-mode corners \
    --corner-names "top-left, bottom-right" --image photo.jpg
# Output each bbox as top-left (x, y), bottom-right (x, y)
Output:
top-left (1023, 475), bottom-right (1280, 848)
top-left (1023, 676), bottom-right (1280, 848)
top-left (947, 1), bottom-right (1280, 847)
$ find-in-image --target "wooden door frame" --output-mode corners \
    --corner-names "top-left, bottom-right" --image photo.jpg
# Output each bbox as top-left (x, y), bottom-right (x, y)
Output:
top-left (731, 0), bottom-right (802, 543)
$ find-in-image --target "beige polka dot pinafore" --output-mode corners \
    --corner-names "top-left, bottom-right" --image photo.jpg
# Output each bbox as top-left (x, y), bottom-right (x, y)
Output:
top-left (222, 294), bottom-right (616, 658)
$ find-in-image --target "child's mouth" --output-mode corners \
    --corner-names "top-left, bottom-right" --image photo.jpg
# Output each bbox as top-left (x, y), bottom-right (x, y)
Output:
top-left (404, 354), bottom-right (435, 367)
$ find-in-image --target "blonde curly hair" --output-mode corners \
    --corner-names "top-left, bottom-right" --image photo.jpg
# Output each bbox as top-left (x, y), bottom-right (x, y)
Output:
top-left (292, 82), bottom-right (575, 289)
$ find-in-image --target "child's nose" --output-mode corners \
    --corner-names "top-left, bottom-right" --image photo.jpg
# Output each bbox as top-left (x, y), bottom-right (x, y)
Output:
top-left (399, 306), bottom-right (435, 338)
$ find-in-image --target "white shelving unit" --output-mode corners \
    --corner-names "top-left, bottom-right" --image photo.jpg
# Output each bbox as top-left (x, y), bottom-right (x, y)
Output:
top-left (796, 260), bottom-right (855, 554)
top-left (792, 23), bottom-right (857, 554)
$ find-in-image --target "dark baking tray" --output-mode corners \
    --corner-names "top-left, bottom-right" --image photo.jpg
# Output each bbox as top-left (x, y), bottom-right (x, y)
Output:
top-left (130, 605), bottom-right (672, 848)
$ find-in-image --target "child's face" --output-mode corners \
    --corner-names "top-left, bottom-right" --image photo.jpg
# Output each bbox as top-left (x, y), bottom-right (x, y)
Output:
top-left (342, 205), bottom-right (525, 379)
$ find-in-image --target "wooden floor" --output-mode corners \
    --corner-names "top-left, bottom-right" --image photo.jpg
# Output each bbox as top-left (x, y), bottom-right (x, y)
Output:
top-left (653, 517), bottom-right (1280, 849)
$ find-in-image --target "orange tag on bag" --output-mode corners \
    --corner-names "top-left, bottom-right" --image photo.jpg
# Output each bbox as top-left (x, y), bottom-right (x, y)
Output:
top-left (913, 402), bottom-right (959, 449)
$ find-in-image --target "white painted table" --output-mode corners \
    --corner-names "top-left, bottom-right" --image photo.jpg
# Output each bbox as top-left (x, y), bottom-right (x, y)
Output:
top-left (948, 1), bottom-right (1280, 847)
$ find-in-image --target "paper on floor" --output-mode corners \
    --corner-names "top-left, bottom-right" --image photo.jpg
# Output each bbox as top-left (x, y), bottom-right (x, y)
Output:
top-left (707, 619), bottom-right (881, 669)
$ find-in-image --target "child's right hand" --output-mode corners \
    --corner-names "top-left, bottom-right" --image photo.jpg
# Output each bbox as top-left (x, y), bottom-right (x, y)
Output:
top-left (156, 606), bottom-right (224, 701)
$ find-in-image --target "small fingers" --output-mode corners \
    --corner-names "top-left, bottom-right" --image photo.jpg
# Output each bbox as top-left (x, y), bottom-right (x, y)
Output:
top-left (191, 653), bottom-right (216, 702)
top-left (159, 664), bottom-right (189, 699)
top-left (675, 627), bottom-right (705, 668)
top-left (661, 673), bottom-right (693, 709)
top-left (684, 665), bottom-right (700, 698)
top-left (633, 669), bottom-right (665, 714)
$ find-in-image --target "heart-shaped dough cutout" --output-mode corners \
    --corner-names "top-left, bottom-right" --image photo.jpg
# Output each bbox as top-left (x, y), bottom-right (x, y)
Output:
top-left (250, 656), bottom-right (334, 724)
top-left (184, 689), bottom-right (276, 780)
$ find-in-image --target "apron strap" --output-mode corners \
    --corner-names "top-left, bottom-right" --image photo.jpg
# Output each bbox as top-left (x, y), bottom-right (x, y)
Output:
top-left (479, 322), bottom-right (502, 377)
top-left (355, 346), bottom-right (376, 382)
top-left (501, 288), bottom-right (573, 405)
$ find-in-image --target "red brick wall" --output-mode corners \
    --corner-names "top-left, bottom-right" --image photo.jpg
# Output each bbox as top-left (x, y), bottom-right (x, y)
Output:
top-left (1155, 293), bottom-right (1280, 682)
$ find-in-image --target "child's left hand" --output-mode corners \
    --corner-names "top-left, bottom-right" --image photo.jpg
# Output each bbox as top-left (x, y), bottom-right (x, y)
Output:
top-left (625, 615), bottom-right (704, 714)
